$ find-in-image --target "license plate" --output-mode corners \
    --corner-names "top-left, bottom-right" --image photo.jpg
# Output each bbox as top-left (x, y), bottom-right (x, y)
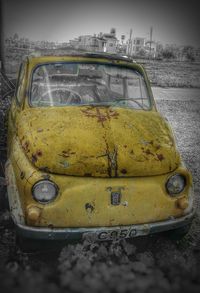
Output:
top-left (83, 228), bottom-right (137, 241)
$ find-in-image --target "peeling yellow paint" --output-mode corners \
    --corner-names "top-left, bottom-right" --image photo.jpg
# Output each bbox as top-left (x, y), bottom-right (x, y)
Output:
top-left (6, 137), bottom-right (192, 228)
top-left (16, 106), bottom-right (180, 177)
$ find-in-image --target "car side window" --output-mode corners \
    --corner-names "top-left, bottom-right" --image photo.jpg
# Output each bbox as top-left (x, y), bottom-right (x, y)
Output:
top-left (16, 62), bottom-right (26, 105)
top-left (110, 77), bottom-right (123, 96)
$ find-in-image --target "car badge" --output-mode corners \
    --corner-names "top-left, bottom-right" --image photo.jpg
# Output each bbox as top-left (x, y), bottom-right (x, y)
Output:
top-left (111, 191), bottom-right (121, 205)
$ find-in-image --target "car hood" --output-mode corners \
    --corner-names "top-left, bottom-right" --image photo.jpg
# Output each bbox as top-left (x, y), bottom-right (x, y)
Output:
top-left (17, 106), bottom-right (180, 177)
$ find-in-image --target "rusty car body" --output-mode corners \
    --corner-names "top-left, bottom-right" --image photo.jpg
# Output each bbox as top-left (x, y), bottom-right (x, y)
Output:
top-left (5, 53), bottom-right (194, 243)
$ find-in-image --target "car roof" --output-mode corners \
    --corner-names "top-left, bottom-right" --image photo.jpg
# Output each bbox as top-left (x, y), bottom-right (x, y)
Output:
top-left (27, 52), bottom-right (136, 64)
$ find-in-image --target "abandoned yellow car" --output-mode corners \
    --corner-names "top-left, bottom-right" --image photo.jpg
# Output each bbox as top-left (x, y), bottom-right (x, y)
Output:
top-left (5, 53), bottom-right (194, 245)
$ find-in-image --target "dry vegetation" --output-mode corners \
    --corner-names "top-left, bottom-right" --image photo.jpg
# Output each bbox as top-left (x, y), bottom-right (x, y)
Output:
top-left (141, 60), bottom-right (200, 88)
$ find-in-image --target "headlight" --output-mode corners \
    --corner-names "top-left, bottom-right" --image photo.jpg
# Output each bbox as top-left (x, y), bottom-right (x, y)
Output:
top-left (32, 180), bottom-right (58, 203)
top-left (166, 174), bottom-right (186, 196)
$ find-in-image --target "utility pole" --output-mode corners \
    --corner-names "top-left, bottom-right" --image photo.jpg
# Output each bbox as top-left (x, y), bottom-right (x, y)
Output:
top-left (150, 26), bottom-right (153, 56)
top-left (128, 28), bottom-right (132, 56)
top-left (0, 0), bottom-right (5, 71)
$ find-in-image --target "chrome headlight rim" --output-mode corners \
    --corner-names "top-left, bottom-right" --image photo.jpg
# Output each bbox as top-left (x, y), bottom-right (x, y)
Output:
top-left (165, 173), bottom-right (187, 196)
top-left (32, 180), bottom-right (59, 204)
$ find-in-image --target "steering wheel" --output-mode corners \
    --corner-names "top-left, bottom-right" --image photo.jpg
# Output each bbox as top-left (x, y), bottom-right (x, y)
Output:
top-left (39, 88), bottom-right (82, 105)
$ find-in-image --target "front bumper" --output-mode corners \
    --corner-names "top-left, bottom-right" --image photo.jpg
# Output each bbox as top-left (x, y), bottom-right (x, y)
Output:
top-left (14, 210), bottom-right (195, 241)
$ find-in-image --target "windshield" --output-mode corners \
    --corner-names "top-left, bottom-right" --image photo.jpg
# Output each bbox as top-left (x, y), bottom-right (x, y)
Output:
top-left (30, 63), bottom-right (151, 109)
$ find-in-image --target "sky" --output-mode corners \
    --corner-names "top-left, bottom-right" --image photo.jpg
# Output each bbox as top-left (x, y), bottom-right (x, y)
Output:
top-left (2, 0), bottom-right (200, 47)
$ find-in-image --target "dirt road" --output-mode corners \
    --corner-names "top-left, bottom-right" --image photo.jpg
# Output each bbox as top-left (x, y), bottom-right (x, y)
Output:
top-left (0, 87), bottom-right (200, 293)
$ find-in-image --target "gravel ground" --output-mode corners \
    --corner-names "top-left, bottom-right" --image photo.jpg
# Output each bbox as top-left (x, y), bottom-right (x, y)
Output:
top-left (0, 88), bottom-right (200, 293)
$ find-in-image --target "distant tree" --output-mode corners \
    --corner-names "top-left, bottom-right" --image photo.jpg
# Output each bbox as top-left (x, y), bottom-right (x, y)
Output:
top-left (182, 46), bottom-right (195, 62)
top-left (137, 48), bottom-right (147, 58)
top-left (187, 52), bottom-right (195, 61)
top-left (162, 49), bottom-right (175, 59)
top-left (182, 45), bottom-right (193, 53)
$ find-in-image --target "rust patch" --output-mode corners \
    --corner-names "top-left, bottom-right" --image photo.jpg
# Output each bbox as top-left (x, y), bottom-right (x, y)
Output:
top-left (31, 154), bottom-right (38, 163)
top-left (22, 141), bottom-right (30, 153)
top-left (104, 137), bottom-right (118, 178)
top-left (98, 136), bottom-right (118, 177)
top-left (124, 145), bottom-right (127, 148)
top-left (36, 150), bottom-right (43, 157)
top-left (31, 150), bottom-right (43, 163)
top-left (120, 169), bottom-right (127, 174)
top-left (58, 149), bottom-right (76, 158)
top-left (39, 166), bottom-right (50, 172)
top-left (156, 153), bottom-right (164, 161)
top-left (110, 147), bottom-right (118, 177)
top-left (84, 173), bottom-right (92, 177)
top-left (81, 107), bottom-right (119, 127)
top-left (155, 144), bottom-right (161, 150)
top-left (20, 171), bottom-right (25, 180)
top-left (85, 203), bottom-right (95, 213)
top-left (143, 148), bottom-right (154, 156)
